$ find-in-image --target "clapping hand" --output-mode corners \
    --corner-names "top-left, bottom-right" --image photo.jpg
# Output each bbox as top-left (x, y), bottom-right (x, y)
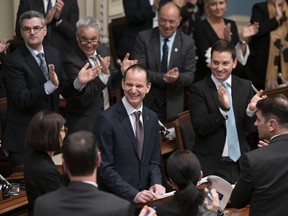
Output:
top-left (77, 63), bottom-right (101, 85)
top-left (242, 22), bottom-right (259, 39)
top-left (48, 64), bottom-right (59, 87)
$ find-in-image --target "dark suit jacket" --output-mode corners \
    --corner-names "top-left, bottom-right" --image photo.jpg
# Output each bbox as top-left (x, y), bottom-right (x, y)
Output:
top-left (34, 181), bottom-right (134, 216)
top-left (24, 151), bottom-right (63, 213)
top-left (63, 45), bottom-right (122, 133)
top-left (94, 100), bottom-right (162, 201)
top-left (2, 44), bottom-right (79, 154)
top-left (117, 0), bottom-right (155, 59)
top-left (230, 134), bottom-right (288, 216)
top-left (188, 75), bottom-right (255, 176)
top-left (244, 2), bottom-right (281, 90)
top-left (133, 28), bottom-right (195, 121)
top-left (194, 18), bottom-right (243, 81)
top-left (15, 0), bottom-right (79, 58)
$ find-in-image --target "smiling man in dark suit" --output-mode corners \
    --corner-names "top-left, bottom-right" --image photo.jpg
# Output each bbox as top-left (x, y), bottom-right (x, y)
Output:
top-left (189, 40), bottom-right (264, 184)
top-left (133, 2), bottom-right (196, 122)
top-left (2, 10), bottom-right (99, 171)
top-left (94, 64), bottom-right (165, 207)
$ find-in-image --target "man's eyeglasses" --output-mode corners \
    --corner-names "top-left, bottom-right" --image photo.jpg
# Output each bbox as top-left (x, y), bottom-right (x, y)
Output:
top-left (22, 26), bottom-right (44, 33)
top-left (78, 37), bottom-right (100, 45)
top-left (60, 126), bottom-right (68, 133)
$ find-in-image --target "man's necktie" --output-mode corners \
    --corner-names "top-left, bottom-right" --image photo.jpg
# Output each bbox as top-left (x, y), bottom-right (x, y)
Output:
top-left (37, 53), bottom-right (49, 80)
top-left (161, 38), bottom-right (169, 73)
top-left (46, 0), bottom-right (52, 45)
top-left (134, 111), bottom-right (144, 159)
top-left (222, 82), bottom-right (241, 162)
top-left (156, 38), bottom-right (169, 108)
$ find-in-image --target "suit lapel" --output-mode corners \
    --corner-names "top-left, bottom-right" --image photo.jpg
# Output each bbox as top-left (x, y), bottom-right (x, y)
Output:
top-left (21, 45), bottom-right (47, 83)
top-left (117, 102), bottom-right (139, 158)
top-left (231, 76), bottom-right (240, 123)
top-left (142, 107), bottom-right (151, 160)
top-left (151, 29), bottom-right (161, 73)
top-left (169, 30), bottom-right (181, 69)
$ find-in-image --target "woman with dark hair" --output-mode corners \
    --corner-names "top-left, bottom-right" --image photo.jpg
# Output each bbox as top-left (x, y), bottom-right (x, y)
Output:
top-left (24, 110), bottom-right (67, 214)
top-left (157, 150), bottom-right (220, 216)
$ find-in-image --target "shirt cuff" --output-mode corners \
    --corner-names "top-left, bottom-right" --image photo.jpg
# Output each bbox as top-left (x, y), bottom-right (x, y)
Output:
top-left (73, 78), bottom-right (86, 91)
top-left (44, 80), bottom-right (58, 95)
top-left (98, 72), bottom-right (110, 85)
top-left (246, 106), bottom-right (256, 117)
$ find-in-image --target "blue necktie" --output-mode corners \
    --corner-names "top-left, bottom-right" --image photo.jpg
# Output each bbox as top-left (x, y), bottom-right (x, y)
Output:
top-left (134, 111), bottom-right (143, 159)
top-left (37, 53), bottom-right (49, 80)
top-left (222, 82), bottom-right (241, 162)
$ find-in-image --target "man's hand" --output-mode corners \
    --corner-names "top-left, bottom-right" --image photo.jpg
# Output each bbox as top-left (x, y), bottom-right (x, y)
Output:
top-left (45, 7), bottom-right (57, 25)
top-left (77, 63), bottom-right (101, 85)
top-left (121, 52), bottom-right (138, 75)
top-left (149, 184), bottom-right (166, 195)
top-left (163, 67), bottom-right (179, 83)
top-left (248, 90), bottom-right (266, 112)
top-left (258, 139), bottom-right (269, 148)
top-left (133, 190), bottom-right (157, 204)
top-left (139, 205), bottom-right (157, 216)
top-left (0, 39), bottom-right (9, 54)
top-left (48, 64), bottom-right (59, 87)
top-left (217, 84), bottom-right (230, 111)
top-left (54, 0), bottom-right (64, 20)
top-left (99, 56), bottom-right (111, 75)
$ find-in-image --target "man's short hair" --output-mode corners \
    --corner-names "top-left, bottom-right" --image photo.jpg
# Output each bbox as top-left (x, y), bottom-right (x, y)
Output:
top-left (76, 16), bottom-right (101, 32)
top-left (123, 64), bottom-right (150, 84)
top-left (62, 131), bottom-right (98, 176)
top-left (211, 39), bottom-right (236, 60)
top-left (256, 94), bottom-right (288, 127)
top-left (19, 10), bottom-right (45, 27)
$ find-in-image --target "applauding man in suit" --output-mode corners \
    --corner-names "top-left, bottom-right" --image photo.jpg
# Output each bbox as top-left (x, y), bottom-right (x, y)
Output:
top-left (133, 2), bottom-right (196, 122)
top-left (2, 10), bottom-right (99, 171)
top-left (94, 65), bottom-right (165, 207)
top-left (63, 16), bottom-right (137, 134)
top-left (189, 40), bottom-right (264, 183)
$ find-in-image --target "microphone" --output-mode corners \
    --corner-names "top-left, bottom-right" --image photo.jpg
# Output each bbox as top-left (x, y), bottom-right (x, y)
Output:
top-left (0, 174), bottom-right (12, 199)
top-left (278, 73), bottom-right (288, 86)
top-left (158, 120), bottom-right (170, 137)
top-left (250, 81), bottom-right (259, 93)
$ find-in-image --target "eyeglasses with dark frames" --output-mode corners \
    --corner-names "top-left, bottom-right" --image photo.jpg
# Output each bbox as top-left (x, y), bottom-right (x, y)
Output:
top-left (22, 26), bottom-right (44, 33)
top-left (78, 36), bottom-right (101, 45)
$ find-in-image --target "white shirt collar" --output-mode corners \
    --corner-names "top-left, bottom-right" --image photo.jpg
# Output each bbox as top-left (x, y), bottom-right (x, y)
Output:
top-left (122, 97), bottom-right (143, 116)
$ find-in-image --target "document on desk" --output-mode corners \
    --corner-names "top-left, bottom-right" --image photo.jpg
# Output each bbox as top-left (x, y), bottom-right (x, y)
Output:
top-left (156, 190), bottom-right (176, 199)
top-left (198, 175), bottom-right (234, 210)
top-left (52, 153), bottom-right (62, 165)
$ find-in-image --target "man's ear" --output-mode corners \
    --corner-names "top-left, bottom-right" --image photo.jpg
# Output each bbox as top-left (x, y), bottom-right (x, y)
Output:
top-left (96, 151), bottom-right (102, 168)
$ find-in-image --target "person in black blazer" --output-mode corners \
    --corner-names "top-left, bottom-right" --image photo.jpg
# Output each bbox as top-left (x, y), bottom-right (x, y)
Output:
top-left (34, 130), bottom-right (135, 216)
top-left (117, 0), bottom-right (160, 60)
top-left (231, 94), bottom-right (288, 216)
top-left (15, 0), bottom-right (79, 59)
top-left (63, 16), bottom-right (137, 134)
top-left (133, 2), bottom-right (196, 122)
top-left (2, 10), bottom-right (100, 171)
top-left (189, 40), bottom-right (264, 184)
top-left (244, 0), bottom-right (288, 90)
top-left (24, 111), bottom-right (67, 214)
top-left (94, 65), bottom-right (166, 206)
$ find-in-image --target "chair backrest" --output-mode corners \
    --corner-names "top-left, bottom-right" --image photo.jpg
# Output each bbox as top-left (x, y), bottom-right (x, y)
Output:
top-left (108, 17), bottom-right (126, 69)
top-left (174, 110), bottom-right (195, 151)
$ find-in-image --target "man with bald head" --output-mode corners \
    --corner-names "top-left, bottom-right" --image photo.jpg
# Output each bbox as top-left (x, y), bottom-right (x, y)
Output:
top-left (133, 1), bottom-right (196, 122)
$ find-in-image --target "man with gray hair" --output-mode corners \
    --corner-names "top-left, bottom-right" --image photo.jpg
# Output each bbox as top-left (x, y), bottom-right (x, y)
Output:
top-left (63, 16), bottom-right (137, 133)
top-left (2, 10), bottom-right (99, 170)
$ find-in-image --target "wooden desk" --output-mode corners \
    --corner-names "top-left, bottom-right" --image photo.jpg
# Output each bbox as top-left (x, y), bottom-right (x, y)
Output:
top-left (224, 206), bottom-right (249, 216)
top-left (160, 138), bottom-right (177, 155)
top-left (0, 190), bottom-right (28, 215)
